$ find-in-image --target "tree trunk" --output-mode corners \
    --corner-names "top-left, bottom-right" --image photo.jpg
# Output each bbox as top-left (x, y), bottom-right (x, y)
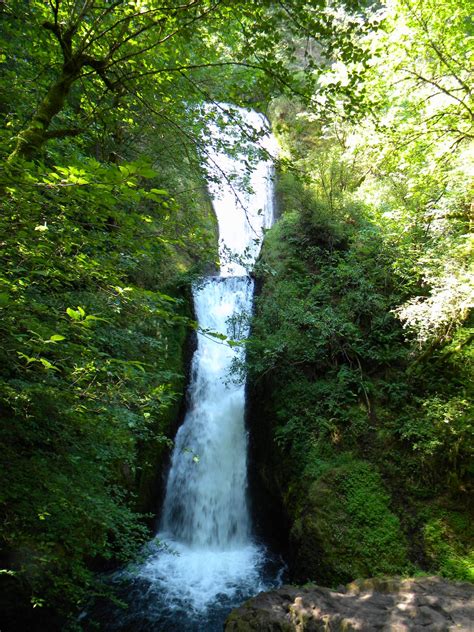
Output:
top-left (8, 68), bottom-right (80, 161)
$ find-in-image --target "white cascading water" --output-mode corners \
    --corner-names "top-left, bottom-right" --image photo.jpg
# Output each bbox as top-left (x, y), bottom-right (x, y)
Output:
top-left (135, 107), bottom-right (279, 619)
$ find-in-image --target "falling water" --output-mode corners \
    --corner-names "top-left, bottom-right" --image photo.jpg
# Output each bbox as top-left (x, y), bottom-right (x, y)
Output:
top-left (94, 108), bottom-right (281, 631)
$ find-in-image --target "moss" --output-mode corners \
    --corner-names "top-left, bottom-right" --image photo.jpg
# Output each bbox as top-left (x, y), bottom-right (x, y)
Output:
top-left (135, 287), bottom-right (194, 515)
top-left (422, 512), bottom-right (474, 582)
top-left (346, 576), bottom-right (408, 594)
top-left (290, 461), bottom-right (409, 586)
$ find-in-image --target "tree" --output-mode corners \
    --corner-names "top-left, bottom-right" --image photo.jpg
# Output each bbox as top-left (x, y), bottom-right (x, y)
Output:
top-left (2, 0), bottom-right (376, 162)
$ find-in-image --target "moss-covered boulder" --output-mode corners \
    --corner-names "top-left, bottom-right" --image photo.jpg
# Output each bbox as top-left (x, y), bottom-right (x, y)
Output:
top-left (290, 461), bottom-right (409, 585)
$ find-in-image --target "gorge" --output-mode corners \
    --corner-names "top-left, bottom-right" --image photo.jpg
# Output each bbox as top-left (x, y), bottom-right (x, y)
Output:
top-left (0, 2), bottom-right (472, 630)
top-left (91, 108), bottom-right (282, 631)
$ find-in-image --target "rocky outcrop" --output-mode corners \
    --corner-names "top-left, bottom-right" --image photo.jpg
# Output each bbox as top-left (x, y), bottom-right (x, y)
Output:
top-left (224, 577), bottom-right (474, 631)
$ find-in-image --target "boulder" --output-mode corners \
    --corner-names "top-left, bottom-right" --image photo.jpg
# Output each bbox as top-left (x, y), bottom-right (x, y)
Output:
top-left (224, 577), bottom-right (474, 631)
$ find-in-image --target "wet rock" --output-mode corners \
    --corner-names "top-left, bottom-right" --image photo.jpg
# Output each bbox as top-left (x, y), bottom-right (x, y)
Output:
top-left (224, 577), bottom-right (474, 631)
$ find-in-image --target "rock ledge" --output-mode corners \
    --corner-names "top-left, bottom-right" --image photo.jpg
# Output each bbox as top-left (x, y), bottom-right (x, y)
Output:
top-left (224, 577), bottom-right (474, 631)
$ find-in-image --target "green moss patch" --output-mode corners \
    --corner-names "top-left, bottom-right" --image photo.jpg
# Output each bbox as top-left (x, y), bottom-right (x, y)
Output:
top-left (290, 461), bottom-right (409, 586)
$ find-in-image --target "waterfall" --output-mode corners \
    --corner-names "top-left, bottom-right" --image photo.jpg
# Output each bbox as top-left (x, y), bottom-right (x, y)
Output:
top-left (99, 107), bottom-right (281, 631)
top-left (160, 276), bottom-right (254, 549)
top-left (158, 108), bottom-right (276, 557)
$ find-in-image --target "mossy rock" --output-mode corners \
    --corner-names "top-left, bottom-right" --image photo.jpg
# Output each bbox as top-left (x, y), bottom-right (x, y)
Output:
top-left (135, 288), bottom-right (194, 515)
top-left (290, 460), bottom-right (409, 585)
top-left (422, 510), bottom-right (474, 582)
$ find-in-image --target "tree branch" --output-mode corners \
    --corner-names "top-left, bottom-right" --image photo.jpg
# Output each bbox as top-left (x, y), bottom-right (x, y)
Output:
top-left (45, 127), bottom-right (83, 139)
top-left (404, 69), bottom-right (474, 121)
top-left (105, 0), bottom-right (223, 69)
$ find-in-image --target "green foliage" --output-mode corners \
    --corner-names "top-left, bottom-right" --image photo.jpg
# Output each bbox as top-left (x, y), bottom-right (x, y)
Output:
top-left (249, 184), bottom-right (472, 578)
top-left (247, 178), bottom-right (418, 584)
top-left (0, 0), bottom-right (376, 162)
top-left (249, 179), bottom-right (410, 457)
top-left (422, 509), bottom-right (474, 582)
top-left (0, 134), bottom-right (217, 628)
top-left (291, 461), bottom-right (409, 585)
top-left (247, 1), bottom-right (473, 584)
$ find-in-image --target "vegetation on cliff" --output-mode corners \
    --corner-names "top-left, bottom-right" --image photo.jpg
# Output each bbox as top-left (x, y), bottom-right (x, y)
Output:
top-left (0, 82), bottom-right (218, 632)
top-left (247, 0), bottom-right (473, 587)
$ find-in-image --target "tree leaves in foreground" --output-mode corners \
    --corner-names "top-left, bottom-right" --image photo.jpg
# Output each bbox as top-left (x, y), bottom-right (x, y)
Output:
top-left (0, 154), bottom-right (213, 628)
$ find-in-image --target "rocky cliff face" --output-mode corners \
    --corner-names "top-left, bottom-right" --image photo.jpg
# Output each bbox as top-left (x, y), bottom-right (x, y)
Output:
top-left (225, 577), bottom-right (474, 631)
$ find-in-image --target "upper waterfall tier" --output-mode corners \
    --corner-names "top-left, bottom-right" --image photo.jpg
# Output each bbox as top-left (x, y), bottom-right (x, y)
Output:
top-left (204, 106), bottom-right (278, 276)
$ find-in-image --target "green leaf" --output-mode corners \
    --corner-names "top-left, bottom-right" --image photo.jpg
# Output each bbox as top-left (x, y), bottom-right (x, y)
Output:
top-left (39, 358), bottom-right (59, 371)
top-left (138, 167), bottom-right (157, 178)
top-left (66, 307), bottom-right (80, 320)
